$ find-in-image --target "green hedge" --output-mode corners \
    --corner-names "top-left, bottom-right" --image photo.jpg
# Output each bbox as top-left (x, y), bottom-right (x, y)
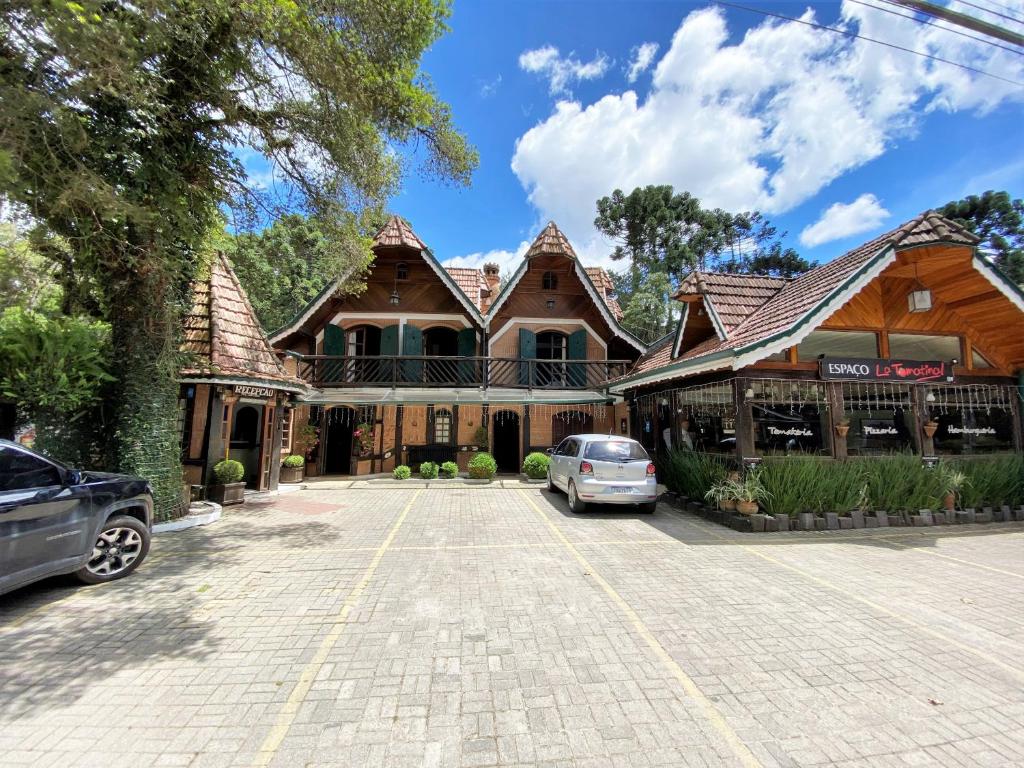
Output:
top-left (440, 461), bottom-right (459, 478)
top-left (393, 465), bottom-right (411, 480)
top-left (468, 452), bottom-right (497, 479)
top-left (419, 461), bottom-right (439, 479)
top-left (213, 459), bottom-right (244, 484)
top-left (656, 450), bottom-right (729, 500)
top-left (956, 456), bottom-right (1024, 508)
top-left (522, 452), bottom-right (549, 479)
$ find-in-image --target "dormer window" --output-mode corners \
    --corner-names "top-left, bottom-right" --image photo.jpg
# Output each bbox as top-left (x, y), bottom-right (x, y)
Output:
top-left (396, 262), bottom-right (408, 281)
top-left (542, 271), bottom-right (557, 290)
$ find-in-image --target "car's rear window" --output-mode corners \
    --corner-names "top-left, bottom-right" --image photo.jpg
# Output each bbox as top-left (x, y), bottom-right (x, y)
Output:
top-left (583, 440), bottom-right (649, 462)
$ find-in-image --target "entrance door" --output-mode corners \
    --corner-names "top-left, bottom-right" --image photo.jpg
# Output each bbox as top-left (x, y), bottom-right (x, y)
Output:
top-left (552, 410), bottom-right (594, 447)
top-left (229, 404), bottom-right (263, 489)
top-left (324, 407), bottom-right (355, 475)
top-left (492, 411), bottom-right (520, 474)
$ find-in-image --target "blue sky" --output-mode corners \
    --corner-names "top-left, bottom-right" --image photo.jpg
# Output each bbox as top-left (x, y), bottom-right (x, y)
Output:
top-left (255, 1), bottom-right (1024, 272)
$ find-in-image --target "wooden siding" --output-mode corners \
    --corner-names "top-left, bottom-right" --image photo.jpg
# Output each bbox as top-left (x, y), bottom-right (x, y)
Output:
top-left (490, 321), bottom-right (605, 360)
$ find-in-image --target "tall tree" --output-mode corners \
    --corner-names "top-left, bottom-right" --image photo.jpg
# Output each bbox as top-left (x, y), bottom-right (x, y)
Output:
top-left (595, 186), bottom-right (811, 341)
top-left (0, 1), bottom-right (476, 519)
top-left (938, 191), bottom-right (1024, 285)
top-left (226, 214), bottom-right (366, 332)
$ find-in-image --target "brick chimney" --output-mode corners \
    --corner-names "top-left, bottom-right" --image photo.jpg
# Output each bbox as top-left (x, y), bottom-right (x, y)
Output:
top-left (483, 262), bottom-right (501, 293)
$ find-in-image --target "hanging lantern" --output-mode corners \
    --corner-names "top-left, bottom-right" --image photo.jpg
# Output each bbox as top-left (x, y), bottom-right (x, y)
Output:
top-left (907, 289), bottom-right (932, 313)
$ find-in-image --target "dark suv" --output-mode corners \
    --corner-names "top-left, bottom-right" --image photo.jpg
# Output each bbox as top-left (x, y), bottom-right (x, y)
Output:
top-left (0, 440), bottom-right (153, 596)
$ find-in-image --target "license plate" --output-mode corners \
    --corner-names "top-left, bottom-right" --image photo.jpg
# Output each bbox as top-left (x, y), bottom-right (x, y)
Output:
top-left (609, 486), bottom-right (634, 493)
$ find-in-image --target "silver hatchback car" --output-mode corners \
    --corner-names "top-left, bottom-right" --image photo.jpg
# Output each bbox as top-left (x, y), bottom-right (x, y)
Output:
top-left (546, 434), bottom-right (658, 513)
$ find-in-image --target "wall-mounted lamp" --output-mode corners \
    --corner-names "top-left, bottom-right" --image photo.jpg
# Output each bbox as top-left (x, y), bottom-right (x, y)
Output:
top-left (925, 391), bottom-right (936, 403)
top-left (545, 297), bottom-right (556, 311)
top-left (744, 387), bottom-right (755, 401)
top-left (389, 288), bottom-right (400, 306)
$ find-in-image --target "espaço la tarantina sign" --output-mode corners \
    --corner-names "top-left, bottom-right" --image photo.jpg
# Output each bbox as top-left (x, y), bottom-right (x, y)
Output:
top-left (819, 357), bottom-right (954, 383)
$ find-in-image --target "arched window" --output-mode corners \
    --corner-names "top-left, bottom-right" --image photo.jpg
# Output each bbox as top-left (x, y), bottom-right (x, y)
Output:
top-left (433, 408), bottom-right (452, 444)
top-left (536, 331), bottom-right (567, 360)
top-left (542, 271), bottom-right (558, 290)
top-left (230, 405), bottom-right (260, 447)
top-left (396, 262), bottom-right (409, 281)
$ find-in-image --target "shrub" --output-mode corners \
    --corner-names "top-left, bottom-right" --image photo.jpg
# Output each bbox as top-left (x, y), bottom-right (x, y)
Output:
top-left (862, 453), bottom-right (942, 512)
top-left (522, 452), bottom-right (550, 479)
top-left (657, 449), bottom-right (728, 500)
top-left (468, 452), bottom-right (497, 479)
top-left (440, 461), bottom-right (459, 479)
top-left (956, 456), bottom-right (1024, 507)
top-left (393, 465), bottom-right (411, 480)
top-left (419, 461), bottom-right (439, 479)
top-left (213, 459), bottom-right (244, 485)
top-left (759, 457), bottom-right (865, 516)
top-left (282, 454), bottom-right (305, 468)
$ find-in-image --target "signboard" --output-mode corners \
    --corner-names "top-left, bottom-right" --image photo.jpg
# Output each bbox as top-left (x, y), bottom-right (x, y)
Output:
top-left (819, 357), bottom-right (953, 383)
top-left (234, 385), bottom-right (275, 398)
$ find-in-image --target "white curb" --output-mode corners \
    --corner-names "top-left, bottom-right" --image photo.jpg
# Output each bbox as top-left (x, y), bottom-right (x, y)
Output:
top-left (154, 501), bottom-right (222, 534)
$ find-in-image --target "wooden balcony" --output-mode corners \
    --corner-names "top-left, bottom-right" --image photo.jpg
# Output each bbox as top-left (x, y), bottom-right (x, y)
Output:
top-left (294, 355), bottom-right (631, 390)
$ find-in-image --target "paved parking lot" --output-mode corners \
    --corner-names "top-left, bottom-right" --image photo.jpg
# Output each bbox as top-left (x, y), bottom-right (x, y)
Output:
top-left (2, 486), bottom-right (1024, 768)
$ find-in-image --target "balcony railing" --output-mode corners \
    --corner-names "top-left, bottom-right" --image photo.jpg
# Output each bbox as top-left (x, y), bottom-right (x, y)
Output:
top-left (294, 355), bottom-right (631, 390)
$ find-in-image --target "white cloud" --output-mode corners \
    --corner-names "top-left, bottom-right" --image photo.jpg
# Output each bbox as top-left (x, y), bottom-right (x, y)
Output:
top-left (800, 194), bottom-right (890, 247)
top-left (518, 45), bottom-right (610, 96)
top-left (479, 74), bottom-right (502, 98)
top-left (511, 2), bottom-right (1024, 244)
top-left (443, 241), bottom-right (531, 275)
top-left (626, 42), bottom-right (659, 83)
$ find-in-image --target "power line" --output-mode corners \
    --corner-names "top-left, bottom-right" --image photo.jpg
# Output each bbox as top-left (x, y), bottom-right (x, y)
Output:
top-left (850, 0), bottom-right (1024, 57)
top-left (890, 0), bottom-right (1024, 46)
top-left (972, 0), bottom-right (1024, 23)
top-left (947, 0), bottom-right (1024, 26)
top-left (715, 1), bottom-right (1024, 87)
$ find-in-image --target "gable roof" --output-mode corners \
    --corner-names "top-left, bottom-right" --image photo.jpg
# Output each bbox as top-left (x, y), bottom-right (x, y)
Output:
top-left (584, 267), bottom-right (624, 320)
top-left (269, 216), bottom-right (484, 343)
top-left (612, 211), bottom-right (986, 389)
top-left (675, 272), bottom-right (790, 334)
top-left (181, 253), bottom-right (305, 392)
top-left (445, 267), bottom-right (491, 311)
top-left (486, 221), bottom-right (645, 352)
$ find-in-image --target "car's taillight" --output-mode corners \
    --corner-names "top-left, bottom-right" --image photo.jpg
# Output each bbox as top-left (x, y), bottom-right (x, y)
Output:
top-left (646, 463), bottom-right (656, 476)
top-left (579, 461), bottom-right (593, 475)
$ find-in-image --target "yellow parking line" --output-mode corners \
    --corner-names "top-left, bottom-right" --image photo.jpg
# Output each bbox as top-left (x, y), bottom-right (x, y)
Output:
top-left (254, 489), bottom-right (422, 766)
top-left (518, 490), bottom-right (762, 768)
top-left (879, 539), bottom-right (1024, 579)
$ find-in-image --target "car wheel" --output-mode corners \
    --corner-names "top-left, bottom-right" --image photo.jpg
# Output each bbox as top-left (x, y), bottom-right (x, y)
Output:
top-left (567, 481), bottom-right (587, 513)
top-left (637, 501), bottom-right (656, 514)
top-left (75, 515), bottom-right (151, 585)
top-left (547, 469), bottom-right (558, 493)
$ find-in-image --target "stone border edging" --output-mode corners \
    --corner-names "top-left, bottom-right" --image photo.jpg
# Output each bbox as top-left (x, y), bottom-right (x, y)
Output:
top-left (153, 501), bottom-right (222, 534)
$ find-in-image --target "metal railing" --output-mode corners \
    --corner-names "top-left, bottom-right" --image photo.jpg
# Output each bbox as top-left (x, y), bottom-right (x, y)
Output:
top-left (295, 355), bottom-right (631, 390)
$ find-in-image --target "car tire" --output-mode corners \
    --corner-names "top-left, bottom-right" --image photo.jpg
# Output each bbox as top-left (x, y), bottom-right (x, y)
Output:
top-left (637, 502), bottom-right (657, 514)
top-left (75, 514), bottom-right (151, 585)
top-left (547, 469), bottom-right (558, 493)
top-left (567, 481), bottom-right (587, 514)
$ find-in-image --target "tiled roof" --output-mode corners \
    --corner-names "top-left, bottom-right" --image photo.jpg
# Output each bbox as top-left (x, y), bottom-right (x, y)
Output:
top-left (617, 211), bottom-right (980, 383)
top-left (181, 253), bottom-right (302, 388)
top-left (584, 267), bottom-right (623, 320)
top-left (626, 334), bottom-right (675, 376)
top-left (526, 221), bottom-right (578, 260)
top-left (373, 215), bottom-right (426, 250)
top-left (446, 267), bottom-right (490, 310)
top-left (674, 272), bottom-right (790, 332)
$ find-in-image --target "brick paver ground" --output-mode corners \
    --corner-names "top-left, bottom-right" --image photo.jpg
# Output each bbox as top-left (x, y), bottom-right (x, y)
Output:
top-left (1, 487), bottom-right (1023, 768)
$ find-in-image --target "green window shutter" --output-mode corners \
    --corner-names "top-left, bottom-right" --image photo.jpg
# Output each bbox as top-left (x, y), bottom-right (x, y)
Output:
top-left (567, 328), bottom-right (587, 386)
top-left (401, 324), bottom-right (423, 382)
top-left (322, 325), bottom-right (346, 383)
top-left (518, 328), bottom-right (536, 386)
top-left (457, 328), bottom-right (477, 384)
top-left (380, 324), bottom-right (399, 355)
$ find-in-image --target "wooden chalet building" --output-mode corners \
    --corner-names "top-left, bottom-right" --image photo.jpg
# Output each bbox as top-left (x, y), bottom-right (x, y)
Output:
top-left (610, 212), bottom-right (1024, 464)
top-left (178, 253), bottom-right (306, 492)
top-left (269, 216), bottom-right (645, 476)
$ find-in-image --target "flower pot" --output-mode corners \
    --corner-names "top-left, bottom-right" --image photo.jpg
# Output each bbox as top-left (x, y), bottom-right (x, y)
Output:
top-left (736, 501), bottom-right (759, 515)
top-left (280, 465), bottom-right (304, 484)
top-left (835, 423), bottom-right (850, 438)
top-left (208, 482), bottom-right (245, 506)
top-left (720, 498), bottom-right (737, 512)
top-left (923, 421), bottom-right (939, 439)
top-left (943, 492), bottom-right (955, 512)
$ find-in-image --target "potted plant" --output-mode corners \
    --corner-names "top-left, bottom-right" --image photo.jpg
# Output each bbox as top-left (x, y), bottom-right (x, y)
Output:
top-left (733, 471), bottom-right (770, 516)
top-left (472, 425), bottom-right (489, 451)
top-left (209, 459), bottom-right (245, 506)
top-left (393, 465), bottom-right (411, 480)
top-left (923, 420), bottom-right (939, 439)
top-left (936, 464), bottom-right (968, 513)
top-left (835, 417), bottom-right (850, 438)
top-left (704, 479), bottom-right (738, 512)
top-left (440, 461), bottom-right (459, 479)
top-left (468, 452), bottom-right (497, 482)
top-left (353, 422), bottom-right (375, 457)
top-left (280, 454), bottom-right (305, 483)
top-left (522, 452), bottom-right (550, 482)
top-left (293, 423), bottom-right (320, 477)
top-left (419, 461), bottom-right (439, 479)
